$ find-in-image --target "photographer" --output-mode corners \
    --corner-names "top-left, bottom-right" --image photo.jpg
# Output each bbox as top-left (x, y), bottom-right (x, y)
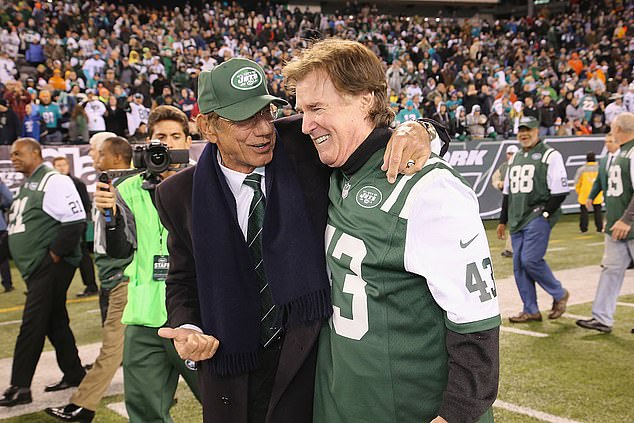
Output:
top-left (92, 106), bottom-right (200, 422)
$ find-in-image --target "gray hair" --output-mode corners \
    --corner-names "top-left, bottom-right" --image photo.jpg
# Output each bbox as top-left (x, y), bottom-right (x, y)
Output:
top-left (613, 112), bottom-right (634, 133)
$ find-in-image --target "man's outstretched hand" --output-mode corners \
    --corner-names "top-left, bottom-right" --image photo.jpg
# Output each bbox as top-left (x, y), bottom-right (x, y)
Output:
top-left (158, 327), bottom-right (220, 361)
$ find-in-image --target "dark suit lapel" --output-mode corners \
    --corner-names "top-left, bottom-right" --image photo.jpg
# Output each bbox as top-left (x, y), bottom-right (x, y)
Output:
top-left (265, 321), bottom-right (321, 420)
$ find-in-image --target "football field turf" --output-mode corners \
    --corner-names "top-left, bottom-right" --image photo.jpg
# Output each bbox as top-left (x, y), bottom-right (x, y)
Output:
top-left (0, 214), bottom-right (632, 422)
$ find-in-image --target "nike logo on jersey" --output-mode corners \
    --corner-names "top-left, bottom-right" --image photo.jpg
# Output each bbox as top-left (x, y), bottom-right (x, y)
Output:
top-left (460, 234), bottom-right (479, 248)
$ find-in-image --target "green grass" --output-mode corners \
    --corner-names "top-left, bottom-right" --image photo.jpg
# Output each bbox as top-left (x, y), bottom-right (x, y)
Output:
top-left (1, 214), bottom-right (632, 422)
top-left (485, 213), bottom-right (605, 280)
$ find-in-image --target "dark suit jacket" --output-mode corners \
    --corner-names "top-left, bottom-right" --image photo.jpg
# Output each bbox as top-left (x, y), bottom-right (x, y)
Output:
top-left (155, 115), bottom-right (331, 423)
top-left (589, 153), bottom-right (611, 201)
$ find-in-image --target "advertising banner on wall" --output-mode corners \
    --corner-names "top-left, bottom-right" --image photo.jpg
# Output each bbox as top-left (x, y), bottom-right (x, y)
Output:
top-left (0, 135), bottom-right (606, 220)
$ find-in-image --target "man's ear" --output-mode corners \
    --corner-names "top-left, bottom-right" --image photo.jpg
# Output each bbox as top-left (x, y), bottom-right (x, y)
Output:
top-left (197, 115), bottom-right (219, 144)
top-left (360, 91), bottom-right (374, 113)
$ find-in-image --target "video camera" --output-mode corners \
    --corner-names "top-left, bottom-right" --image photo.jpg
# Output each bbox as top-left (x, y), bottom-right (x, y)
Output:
top-left (132, 140), bottom-right (190, 176)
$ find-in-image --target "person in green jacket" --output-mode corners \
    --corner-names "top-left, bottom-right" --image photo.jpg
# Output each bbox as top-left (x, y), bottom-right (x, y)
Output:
top-left (93, 106), bottom-right (200, 422)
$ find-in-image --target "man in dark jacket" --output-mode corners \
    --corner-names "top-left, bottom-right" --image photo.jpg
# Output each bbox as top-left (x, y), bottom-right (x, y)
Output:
top-left (154, 58), bottom-right (431, 423)
top-left (0, 99), bottom-right (20, 145)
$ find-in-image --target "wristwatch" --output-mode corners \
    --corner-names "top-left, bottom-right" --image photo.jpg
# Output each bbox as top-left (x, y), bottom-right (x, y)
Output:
top-left (542, 211), bottom-right (550, 219)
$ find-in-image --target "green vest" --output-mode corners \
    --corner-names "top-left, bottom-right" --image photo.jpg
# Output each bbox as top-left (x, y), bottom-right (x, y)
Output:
top-left (8, 165), bottom-right (82, 279)
top-left (605, 139), bottom-right (634, 240)
top-left (507, 142), bottom-right (560, 233)
top-left (314, 150), bottom-right (496, 423)
top-left (119, 174), bottom-right (168, 327)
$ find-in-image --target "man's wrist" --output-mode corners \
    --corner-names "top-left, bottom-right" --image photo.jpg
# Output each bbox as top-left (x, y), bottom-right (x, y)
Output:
top-left (415, 119), bottom-right (436, 143)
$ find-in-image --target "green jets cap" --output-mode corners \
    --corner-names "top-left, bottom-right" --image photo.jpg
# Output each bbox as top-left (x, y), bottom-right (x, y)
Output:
top-left (197, 58), bottom-right (288, 121)
top-left (518, 116), bottom-right (539, 130)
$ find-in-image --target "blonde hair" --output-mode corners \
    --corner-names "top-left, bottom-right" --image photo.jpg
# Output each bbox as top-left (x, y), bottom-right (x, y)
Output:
top-left (283, 38), bottom-right (393, 127)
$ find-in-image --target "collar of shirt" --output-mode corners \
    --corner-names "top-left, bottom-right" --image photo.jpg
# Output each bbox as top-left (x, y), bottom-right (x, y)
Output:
top-left (217, 151), bottom-right (265, 238)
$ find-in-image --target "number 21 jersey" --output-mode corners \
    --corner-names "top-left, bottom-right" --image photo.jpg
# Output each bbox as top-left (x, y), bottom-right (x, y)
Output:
top-left (8, 164), bottom-right (86, 279)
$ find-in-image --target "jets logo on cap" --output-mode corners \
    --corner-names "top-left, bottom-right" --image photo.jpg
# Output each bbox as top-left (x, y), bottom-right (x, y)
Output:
top-left (356, 186), bottom-right (382, 208)
top-left (231, 67), bottom-right (262, 90)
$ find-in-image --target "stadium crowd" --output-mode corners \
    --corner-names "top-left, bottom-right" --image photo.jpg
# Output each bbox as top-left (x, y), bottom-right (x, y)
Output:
top-left (0, 0), bottom-right (632, 144)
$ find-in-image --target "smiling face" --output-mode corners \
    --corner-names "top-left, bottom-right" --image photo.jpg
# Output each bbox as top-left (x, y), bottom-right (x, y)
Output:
top-left (295, 70), bottom-right (374, 168)
top-left (199, 107), bottom-right (276, 174)
top-left (11, 140), bottom-right (42, 176)
top-left (517, 126), bottom-right (540, 150)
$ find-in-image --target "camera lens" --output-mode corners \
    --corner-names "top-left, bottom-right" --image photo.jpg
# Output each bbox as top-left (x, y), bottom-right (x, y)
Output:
top-left (150, 151), bottom-right (167, 166)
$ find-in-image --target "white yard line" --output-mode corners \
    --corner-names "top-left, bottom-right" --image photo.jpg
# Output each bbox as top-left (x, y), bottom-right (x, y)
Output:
top-left (87, 308), bottom-right (101, 313)
top-left (500, 326), bottom-right (549, 338)
top-left (547, 247), bottom-right (567, 252)
top-left (616, 302), bottom-right (634, 308)
top-left (586, 241), bottom-right (605, 246)
top-left (0, 319), bottom-right (21, 326)
top-left (494, 399), bottom-right (584, 423)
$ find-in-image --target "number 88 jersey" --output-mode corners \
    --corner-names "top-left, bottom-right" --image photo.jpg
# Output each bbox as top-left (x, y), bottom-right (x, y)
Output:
top-left (503, 142), bottom-right (569, 233)
top-left (314, 150), bottom-right (500, 423)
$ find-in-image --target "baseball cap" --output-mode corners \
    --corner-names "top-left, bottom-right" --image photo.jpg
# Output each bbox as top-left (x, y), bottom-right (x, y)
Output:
top-left (518, 116), bottom-right (539, 130)
top-left (506, 145), bottom-right (519, 154)
top-left (134, 93), bottom-right (144, 99)
top-left (197, 58), bottom-right (288, 121)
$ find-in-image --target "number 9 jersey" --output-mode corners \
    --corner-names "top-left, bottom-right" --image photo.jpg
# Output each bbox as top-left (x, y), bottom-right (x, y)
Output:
top-left (503, 142), bottom-right (569, 233)
top-left (314, 150), bottom-right (501, 423)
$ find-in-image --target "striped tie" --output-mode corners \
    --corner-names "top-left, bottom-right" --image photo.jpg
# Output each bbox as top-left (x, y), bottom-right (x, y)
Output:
top-left (243, 173), bottom-right (280, 347)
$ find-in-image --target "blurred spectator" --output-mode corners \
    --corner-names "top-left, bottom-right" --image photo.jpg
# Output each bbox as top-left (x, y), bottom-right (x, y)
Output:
top-left (0, 99), bottom-right (21, 144)
top-left (0, 177), bottom-right (13, 292)
top-left (38, 90), bottom-right (63, 143)
top-left (432, 102), bottom-right (452, 134)
top-left (68, 105), bottom-right (90, 143)
top-left (395, 100), bottom-right (421, 124)
top-left (21, 103), bottom-right (42, 142)
top-left (538, 93), bottom-right (559, 136)
top-left (126, 93), bottom-right (149, 136)
top-left (488, 102), bottom-right (510, 139)
top-left (605, 94), bottom-right (626, 125)
top-left (104, 96), bottom-right (127, 137)
top-left (84, 90), bottom-right (107, 136)
top-left (0, 51), bottom-right (17, 84)
top-left (466, 104), bottom-right (487, 139)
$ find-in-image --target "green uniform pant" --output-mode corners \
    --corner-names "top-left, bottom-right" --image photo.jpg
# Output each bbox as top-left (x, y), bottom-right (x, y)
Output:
top-left (123, 325), bottom-right (201, 423)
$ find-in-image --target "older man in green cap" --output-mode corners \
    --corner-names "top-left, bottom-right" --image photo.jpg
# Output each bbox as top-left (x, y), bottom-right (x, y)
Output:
top-left (153, 57), bottom-right (433, 423)
top-left (497, 116), bottom-right (570, 323)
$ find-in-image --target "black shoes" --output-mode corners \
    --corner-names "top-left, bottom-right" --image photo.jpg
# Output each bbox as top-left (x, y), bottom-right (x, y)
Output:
top-left (76, 287), bottom-right (98, 298)
top-left (44, 379), bottom-right (82, 392)
top-left (576, 318), bottom-right (612, 333)
top-left (0, 386), bottom-right (32, 407)
top-left (500, 250), bottom-right (513, 258)
top-left (45, 403), bottom-right (95, 422)
top-left (2, 286), bottom-right (14, 293)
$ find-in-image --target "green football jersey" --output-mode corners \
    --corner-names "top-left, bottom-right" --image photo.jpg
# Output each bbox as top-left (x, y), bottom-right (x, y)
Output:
top-left (605, 140), bottom-right (634, 239)
top-left (504, 142), bottom-right (569, 233)
top-left (8, 164), bottom-right (85, 279)
top-left (314, 150), bottom-right (500, 423)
